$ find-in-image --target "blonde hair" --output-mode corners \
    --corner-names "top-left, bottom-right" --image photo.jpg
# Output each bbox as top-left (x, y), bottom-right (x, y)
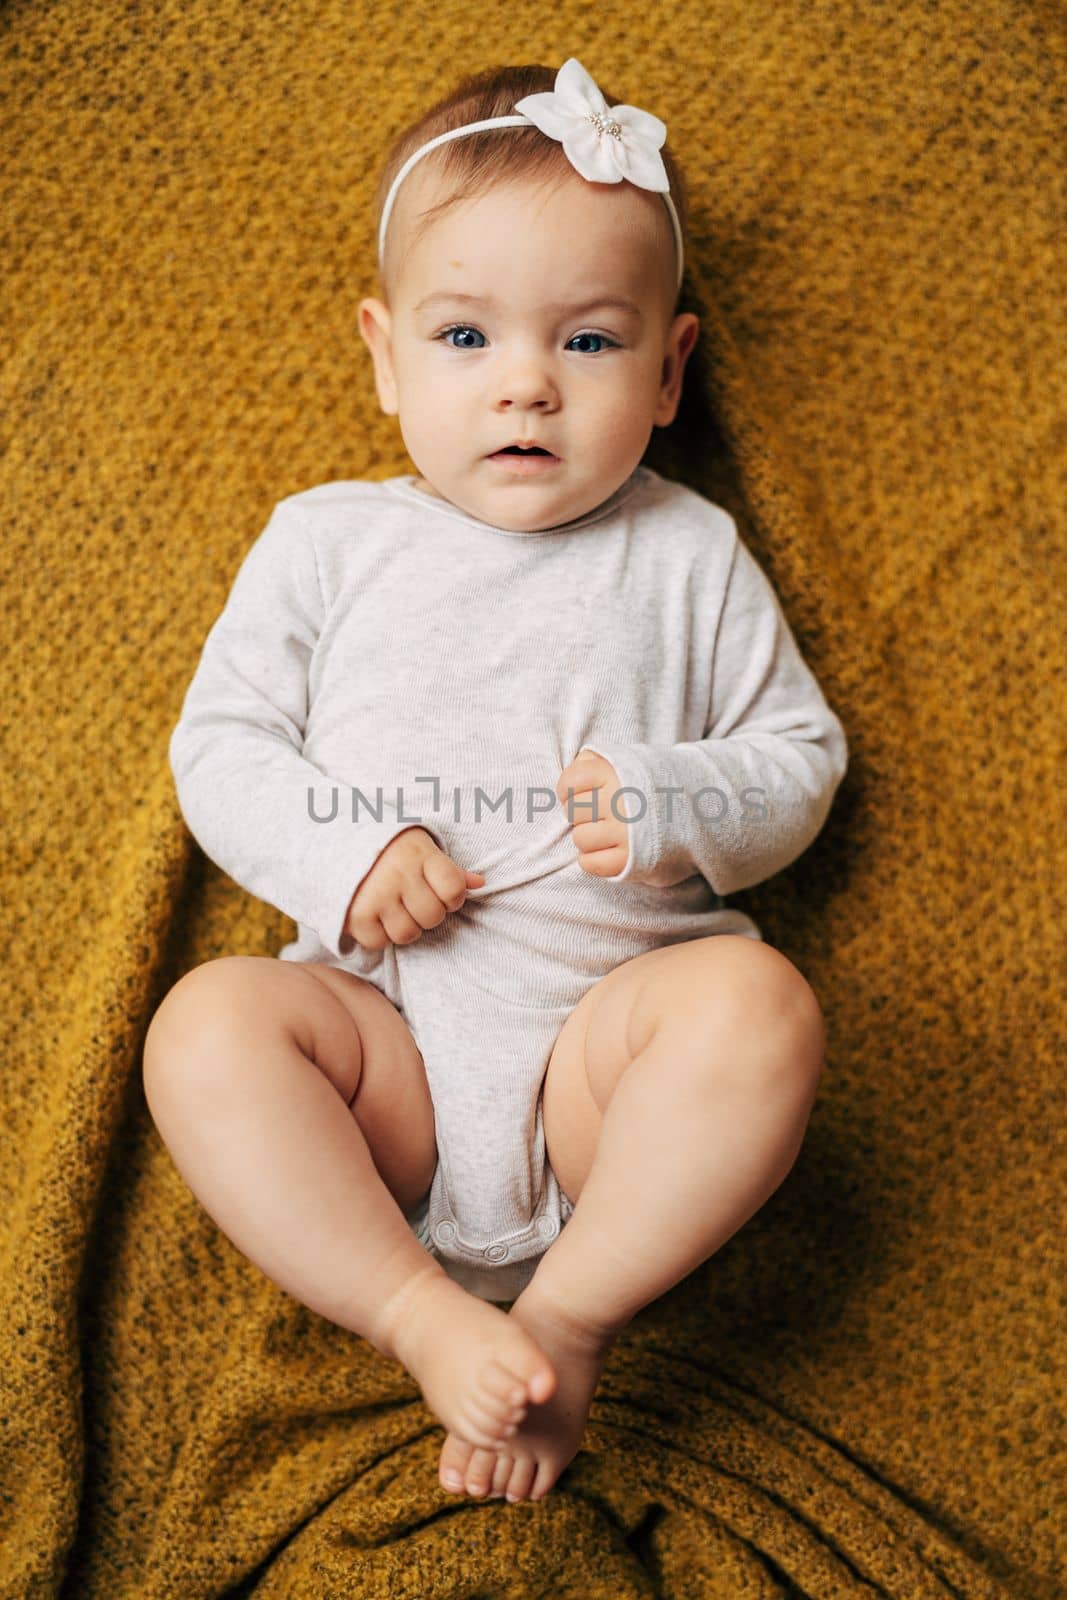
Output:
top-left (372, 63), bottom-right (691, 312)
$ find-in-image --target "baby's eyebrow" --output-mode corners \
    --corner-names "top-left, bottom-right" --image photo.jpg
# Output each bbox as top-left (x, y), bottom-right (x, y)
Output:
top-left (414, 291), bottom-right (644, 322)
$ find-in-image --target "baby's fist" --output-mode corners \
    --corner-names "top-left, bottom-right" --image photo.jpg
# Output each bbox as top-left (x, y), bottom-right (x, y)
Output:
top-left (556, 748), bottom-right (630, 877)
top-left (344, 827), bottom-right (485, 950)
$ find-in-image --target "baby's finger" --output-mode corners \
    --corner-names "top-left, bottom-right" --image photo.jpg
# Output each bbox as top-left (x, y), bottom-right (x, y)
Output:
top-left (397, 874), bottom-right (455, 932)
top-left (577, 844), bottom-right (628, 877)
top-left (380, 900), bottom-right (425, 946)
top-left (345, 910), bottom-right (391, 951)
top-left (570, 817), bottom-right (625, 852)
top-left (423, 852), bottom-right (479, 911)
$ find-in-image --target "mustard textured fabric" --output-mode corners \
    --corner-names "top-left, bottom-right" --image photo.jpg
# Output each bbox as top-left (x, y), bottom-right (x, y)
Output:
top-left (1, 2), bottom-right (1062, 1596)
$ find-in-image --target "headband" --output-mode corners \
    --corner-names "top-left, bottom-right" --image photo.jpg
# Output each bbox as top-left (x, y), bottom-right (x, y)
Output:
top-left (377, 57), bottom-right (684, 295)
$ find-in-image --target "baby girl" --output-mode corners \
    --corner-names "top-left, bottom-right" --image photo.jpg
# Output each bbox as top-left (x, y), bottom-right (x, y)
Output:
top-left (143, 58), bottom-right (848, 1507)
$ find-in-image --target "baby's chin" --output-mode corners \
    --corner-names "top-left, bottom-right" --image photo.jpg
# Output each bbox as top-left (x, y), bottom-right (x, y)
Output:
top-left (415, 465), bottom-right (601, 534)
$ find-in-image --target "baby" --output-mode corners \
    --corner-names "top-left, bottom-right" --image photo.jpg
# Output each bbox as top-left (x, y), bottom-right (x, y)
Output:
top-left (143, 58), bottom-right (848, 1507)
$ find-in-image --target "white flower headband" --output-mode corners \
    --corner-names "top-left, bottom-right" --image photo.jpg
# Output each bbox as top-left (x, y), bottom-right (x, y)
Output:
top-left (377, 57), bottom-right (684, 294)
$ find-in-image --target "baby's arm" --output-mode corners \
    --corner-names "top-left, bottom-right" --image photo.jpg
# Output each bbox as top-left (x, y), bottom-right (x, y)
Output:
top-left (579, 525), bottom-right (848, 894)
top-left (169, 500), bottom-right (445, 958)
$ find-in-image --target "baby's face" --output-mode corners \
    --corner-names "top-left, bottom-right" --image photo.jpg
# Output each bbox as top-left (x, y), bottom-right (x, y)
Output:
top-left (359, 168), bottom-right (699, 532)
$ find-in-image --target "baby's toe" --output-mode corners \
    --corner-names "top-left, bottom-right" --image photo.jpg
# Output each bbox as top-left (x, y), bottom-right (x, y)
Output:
top-left (491, 1319), bottom-right (557, 1408)
top-left (504, 1455), bottom-right (538, 1502)
top-left (529, 1456), bottom-right (560, 1502)
top-left (485, 1360), bottom-right (530, 1410)
top-left (476, 1368), bottom-right (527, 1429)
top-left (487, 1450), bottom-right (513, 1497)
top-left (463, 1397), bottom-right (519, 1446)
top-left (439, 1432), bottom-right (477, 1492)
top-left (503, 1343), bottom-right (557, 1407)
top-left (463, 1447), bottom-right (498, 1497)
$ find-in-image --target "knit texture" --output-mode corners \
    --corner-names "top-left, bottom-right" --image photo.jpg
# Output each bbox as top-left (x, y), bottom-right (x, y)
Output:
top-left (1, 2), bottom-right (1062, 1597)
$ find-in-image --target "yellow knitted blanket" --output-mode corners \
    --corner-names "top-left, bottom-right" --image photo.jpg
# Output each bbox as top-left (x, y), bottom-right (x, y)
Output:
top-left (2, 2), bottom-right (1062, 1595)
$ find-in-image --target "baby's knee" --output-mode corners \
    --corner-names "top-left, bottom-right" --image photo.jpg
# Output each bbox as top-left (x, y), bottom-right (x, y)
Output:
top-left (143, 955), bottom-right (275, 1077)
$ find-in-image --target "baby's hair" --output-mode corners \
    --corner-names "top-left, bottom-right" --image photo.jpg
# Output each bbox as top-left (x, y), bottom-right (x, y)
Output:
top-left (372, 63), bottom-right (691, 314)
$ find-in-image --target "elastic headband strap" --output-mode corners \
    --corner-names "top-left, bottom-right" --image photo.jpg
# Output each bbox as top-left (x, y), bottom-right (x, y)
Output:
top-left (379, 79), bottom-right (687, 297)
top-left (378, 117), bottom-right (530, 272)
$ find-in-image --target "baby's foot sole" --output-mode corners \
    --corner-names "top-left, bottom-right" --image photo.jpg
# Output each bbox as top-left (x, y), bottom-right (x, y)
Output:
top-left (384, 1267), bottom-right (557, 1450)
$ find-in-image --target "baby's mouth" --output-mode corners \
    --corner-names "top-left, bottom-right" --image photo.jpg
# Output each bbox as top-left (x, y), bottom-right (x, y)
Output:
top-left (486, 447), bottom-right (563, 475)
top-left (486, 446), bottom-right (563, 472)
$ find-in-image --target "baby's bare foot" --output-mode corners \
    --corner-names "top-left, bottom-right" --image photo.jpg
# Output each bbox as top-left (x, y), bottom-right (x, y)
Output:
top-left (380, 1265), bottom-right (557, 1450)
top-left (438, 1283), bottom-right (616, 1502)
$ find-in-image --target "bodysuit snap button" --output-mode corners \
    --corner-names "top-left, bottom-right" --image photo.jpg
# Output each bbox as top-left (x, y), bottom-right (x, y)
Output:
top-left (483, 1243), bottom-right (510, 1262)
top-left (434, 1220), bottom-right (457, 1245)
top-left (536, 1215), bottom-right (559, 1240)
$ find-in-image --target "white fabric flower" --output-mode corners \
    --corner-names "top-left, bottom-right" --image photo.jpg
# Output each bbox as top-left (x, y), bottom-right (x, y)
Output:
top-left (514, 58), bottom-right (670, 194)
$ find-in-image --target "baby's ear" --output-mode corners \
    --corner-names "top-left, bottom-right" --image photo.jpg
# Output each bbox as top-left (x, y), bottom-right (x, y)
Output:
top-left (357, 299), bottom-right (399, 415)
top-left (357, 296), bottom-right (389, 348)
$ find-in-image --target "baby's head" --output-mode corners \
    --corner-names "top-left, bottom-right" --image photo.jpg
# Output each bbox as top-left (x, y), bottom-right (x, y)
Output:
top-left (358, 62), bottom-right (700, 533)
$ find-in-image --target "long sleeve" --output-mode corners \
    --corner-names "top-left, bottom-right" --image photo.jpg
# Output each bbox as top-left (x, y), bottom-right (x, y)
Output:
top-left (168, 500), bottom-right (444, 959)
top-left (580, 530), bottom-right (849, 894)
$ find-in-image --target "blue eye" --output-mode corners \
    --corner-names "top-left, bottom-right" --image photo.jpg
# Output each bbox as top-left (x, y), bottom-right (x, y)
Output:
top-left (567, 331), bottom-right (616, 354)
top-left (434, 325), bottom-right (619, 354)
top-left (437, 325), bottom-right (486, 349)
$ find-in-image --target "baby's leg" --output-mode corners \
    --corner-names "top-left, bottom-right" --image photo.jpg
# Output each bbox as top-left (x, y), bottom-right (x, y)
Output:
top-left (142, 955), bottom-right (555, 1448)
top-left (440, 936), bottom-right (825, 1502)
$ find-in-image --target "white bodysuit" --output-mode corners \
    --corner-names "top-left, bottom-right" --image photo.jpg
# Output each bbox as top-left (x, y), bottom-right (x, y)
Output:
top-left (169, 465), bottom-right (849, 1302)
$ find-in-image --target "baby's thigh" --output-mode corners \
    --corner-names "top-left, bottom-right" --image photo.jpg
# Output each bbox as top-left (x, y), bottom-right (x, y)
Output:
top-left (144, 956), bottom-right (437, 1215)
top-left (300, 961), bottom-right (437, 1209)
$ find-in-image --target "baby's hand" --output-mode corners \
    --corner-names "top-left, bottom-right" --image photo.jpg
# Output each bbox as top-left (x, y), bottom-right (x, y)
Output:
top-left (343, 827), bottom-right (485, 950)
top-left (556, 749), bottom-right (630, 877)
